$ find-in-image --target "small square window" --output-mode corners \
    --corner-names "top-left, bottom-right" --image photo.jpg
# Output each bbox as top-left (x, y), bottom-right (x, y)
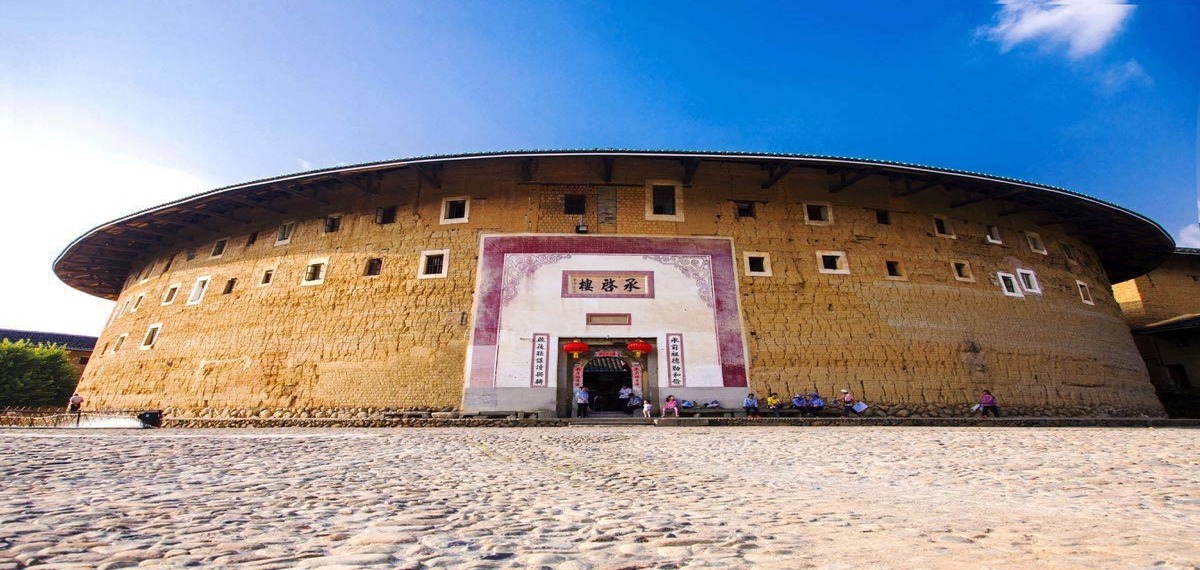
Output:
top-left (130, 293), bottom-right (145, 312)
top-left (645, 181), bottom-right (684, 221)
top-left (804, 202), bottom-right (832, 225)
top-left (246, 232), bottom-right (258, 247)
top-left (161, 284), bottom-right (180, 305)
top-left (211, 238), bottom-right (229, 257)
top-left (1060, 242), bottom-right (1076, 262)
top-left (441, 197), bottom-right (469, 224)
top-left (817, 251), bottom-right (850, 275)
top-left (1026, 231), bottom-right (1047, 254)
top-left (564, 195), bottom-right (586, 215)
top-left (1077, 280), bottom-right (1094, 305)
top-left (952, 261), bottom-right (975, 282)
top-left (934, 217), bottom-right (955, 238)
top-left (885, 260), bottom-right (907, 280)
top-left (275, 221), bottom-right (295, 245)
top-left (1017, 269), bottom-right (1041, 294)
top-left (418, 250), bottom-right (449, 279)
top-left (985, 225), bottom-right (1003, 244)
top-left (744, 252), bottom-right (771, 276)
top-left (260, 269), bottom-right (275, 286)
top-left (323, 215), bottom-right (342, 234)
top-left (997, 272), bottom-right (1023, 297)
top-left (186, 249), bottom-right (197, 261)
top-left (112, 334), bottom-right (127, 353)
top-left (875, 209), bottom-right (891, 225)
top-left (140, 324), bottom-right (162, 349)
top-left (187, 276), bottom-right (211, 305)
top-left (734, 201), bottom-right (756, 218)
top-left (364, 258), bottom-right (383, 276)
top-left (302, 259), bottom-right (328, 285)
top-left (222, 278), bottom-right (237, 295)
top-left (375, 206), bottom-right (398, 225)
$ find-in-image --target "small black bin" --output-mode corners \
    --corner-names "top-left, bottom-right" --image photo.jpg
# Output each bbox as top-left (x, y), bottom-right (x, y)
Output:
top-left (137, 410), bottom-right (163, 428)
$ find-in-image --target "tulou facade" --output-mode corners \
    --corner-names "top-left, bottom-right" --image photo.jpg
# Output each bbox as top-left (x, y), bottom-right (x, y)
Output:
top-left (54, 151), bottom-right (1177, 418)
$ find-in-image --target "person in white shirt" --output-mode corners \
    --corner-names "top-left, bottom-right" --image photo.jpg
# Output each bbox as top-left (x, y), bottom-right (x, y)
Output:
top-left (574, 388), bottom-right (590, 418)
top-left (618, 385), bottom-right (634, 415)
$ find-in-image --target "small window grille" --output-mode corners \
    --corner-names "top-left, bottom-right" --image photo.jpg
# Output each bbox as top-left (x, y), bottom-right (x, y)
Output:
top-left (1017, 269), bottom-right (1041, 293)
top-left (323, 215), bottom-right (342, 233)
top-left (805, 203), bottom-right (831, 224)
top-left (444, 199), bottom-right (468, 220)
top-left (276, 221), bottom-right (295, 244)
top-left (564, 195), bottom-right (586, 215)
top-left (998, 272), bottom-right (1023, 297)
top-left (364, 258), bottom-right (383, 276)
top-left (652, 185), bottom-right (676, 216)
top-left (423, 254), bottom-right (445, 276)
top-left (734, 201), bottom-right (756, 218)
top-left (211, 238), bottom-right (228, 257)
top-left (376, 206), bottom-right (398, 225)
top-left (304, 263), bottom-right (326, 283)
top-left (260, 269), bottom-right (274, 285)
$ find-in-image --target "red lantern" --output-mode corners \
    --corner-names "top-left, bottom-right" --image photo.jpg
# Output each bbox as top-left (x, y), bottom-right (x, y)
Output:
top-left (564, 339), bottom-right (590, 358)
top-left (626, 339), bottom-right (653, 358)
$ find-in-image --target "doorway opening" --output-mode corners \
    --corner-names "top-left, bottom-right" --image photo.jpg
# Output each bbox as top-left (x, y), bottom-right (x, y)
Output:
top-left (583, 356), bottom-right (632, 412)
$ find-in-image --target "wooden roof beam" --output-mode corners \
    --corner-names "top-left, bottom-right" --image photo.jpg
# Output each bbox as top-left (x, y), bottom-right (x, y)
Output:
top-left (222, 196), bottom-right (288, 215)
top-left (183, 206), bottom-right (251, 225)
top-left (892, 179), bottom-right (941, 197)
top-left (519, 158), bottom-right (537, 182)
top-left (331, 173), bottom-right (379, 195)
top-left (600, 157), bottom-right (615, 184)
top-left (1037, 213), bottom-right (1093, 227)
top-left (681, 158), bottom-right (700, 185)
top-left (828, 169), bottom-right (876, 193)
top-left (114, 225), bottom-right (176, 239)
top-left (273, 183), bottom-right (330, 206)
top-left (950, 188), bottom-right (1028, 208)
top-left (760, 163), bottom-right (794, 189)
top-left (999, 205), bottom-right (1045, 217)
top-left (412, 164), bottom-right (442, 189)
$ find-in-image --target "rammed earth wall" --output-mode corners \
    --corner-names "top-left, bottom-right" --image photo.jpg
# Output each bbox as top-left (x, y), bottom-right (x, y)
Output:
top-left (75, 156), bottom-right (1165, 418)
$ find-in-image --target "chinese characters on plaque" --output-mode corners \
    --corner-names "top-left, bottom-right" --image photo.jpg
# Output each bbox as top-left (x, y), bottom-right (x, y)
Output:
top-left (562, 271), bottom-right (655, 299)
top-left (530, 333), bottom-right (549, 387)
top-left (666, 333), bottom-right (685, 387)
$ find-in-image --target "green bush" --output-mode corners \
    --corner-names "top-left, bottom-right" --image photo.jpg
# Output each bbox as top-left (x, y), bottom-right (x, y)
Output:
top-left (0, 340), bottom-right (79, 407)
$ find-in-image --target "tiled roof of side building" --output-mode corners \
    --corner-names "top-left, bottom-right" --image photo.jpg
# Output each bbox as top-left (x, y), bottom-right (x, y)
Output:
top-left (0, 329), bottom-right (98, 351)
top-left (1133, 313), bottom-right (1200, 335)
top-left (1176, 247), bottom-right (1200, 255)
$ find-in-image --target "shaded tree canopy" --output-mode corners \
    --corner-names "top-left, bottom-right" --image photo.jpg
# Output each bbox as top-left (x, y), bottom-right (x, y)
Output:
top-left (0, 340), bottom-right (78, 407)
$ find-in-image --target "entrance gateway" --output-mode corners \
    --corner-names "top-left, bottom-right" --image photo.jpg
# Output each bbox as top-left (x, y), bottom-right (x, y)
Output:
top-left (462, 235), bottom-right (751, 417)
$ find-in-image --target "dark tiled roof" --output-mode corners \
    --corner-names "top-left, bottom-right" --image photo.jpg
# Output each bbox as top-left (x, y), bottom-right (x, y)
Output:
top-left (1177, 248), bottom-right (1200, 255)
top-left (0, 329), bottom-right (98, 351)
top-left (1133, 313), bottom-right (1200, 335)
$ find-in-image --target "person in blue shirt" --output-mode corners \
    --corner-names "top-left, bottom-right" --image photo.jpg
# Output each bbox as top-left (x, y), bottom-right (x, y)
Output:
top-left (808, 392), bottom-right (825, 416)
top-left (791, 393), bottom-right (809, 416)
top-left (742, 393), bottom-right (759, 417)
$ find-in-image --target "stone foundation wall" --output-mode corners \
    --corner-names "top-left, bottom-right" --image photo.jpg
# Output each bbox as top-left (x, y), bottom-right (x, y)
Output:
top-left (75, 156), bottom-right (1166, 418)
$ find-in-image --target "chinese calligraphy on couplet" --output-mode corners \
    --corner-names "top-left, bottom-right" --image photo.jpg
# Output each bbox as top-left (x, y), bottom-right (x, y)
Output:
top-left (562, 271), bottom-right (655, 298)
top-left (530, 333), bottom-right (549, 387)
top-left (666, 333), bottom-right (685, 387)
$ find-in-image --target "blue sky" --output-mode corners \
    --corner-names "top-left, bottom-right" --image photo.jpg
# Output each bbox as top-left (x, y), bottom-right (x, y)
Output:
top-left (1, 0), bottom-right (1197, 334)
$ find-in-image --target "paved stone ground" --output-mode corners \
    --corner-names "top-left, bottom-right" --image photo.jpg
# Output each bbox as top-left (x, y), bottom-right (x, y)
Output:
top-left (1, 427), bottom-right (1197, 569)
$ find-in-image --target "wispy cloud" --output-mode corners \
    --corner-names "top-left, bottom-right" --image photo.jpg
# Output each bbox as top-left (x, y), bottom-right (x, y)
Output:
top-left (1099, 59), bottom-right (1152, 90)
top-left (1178, 223), bottom-right (1200, 248)
top-left (979, 0), bottom-right (1136, 60)
top-left (297, 158), bottom-right (314, 170)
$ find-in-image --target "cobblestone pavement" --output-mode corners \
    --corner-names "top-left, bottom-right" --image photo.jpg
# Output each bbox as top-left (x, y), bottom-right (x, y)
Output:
top-left (1, 427), bottom-right (1197, 569)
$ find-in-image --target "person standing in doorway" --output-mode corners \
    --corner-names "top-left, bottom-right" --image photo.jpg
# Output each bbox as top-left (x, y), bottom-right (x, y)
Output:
top-left (574, 387), bottom-right (590, 418)
top-left (840, 389), bottom-right (861, 417)
top-left (979, 390), bottom-right (1000, 417)
top-left (618, 385), bottom-right (634, 415)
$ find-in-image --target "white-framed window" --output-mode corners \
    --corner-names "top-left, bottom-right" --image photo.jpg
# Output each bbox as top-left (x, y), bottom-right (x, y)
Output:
top-left (112, 334), bottom-right (128, 353)
top-left (1077, 280), bottom-right (1095, 305)
top-left (187, 276), bottom-right (211, 305)
top-left (161, 283), bottom-right (180, 305)
top-left (884, 259), bottom-right (907, 280)
top-left (1026, 231), bottom-right (1047, 255)
top-left (140, 323), bottom-right (162, 350)
top-left (997, 272), bottom-right (1023, 297)
top-left (418, 249), bottom-right (449, 279)
top-left (130, 293), bottom-right (145, 312)
top-left (1016, 269), bottom-right (1041, 294)
top-left (211, 237), bottom-right (229, 258)
top-left (816, 250), bottom-right (850, 275)
top-left (323, 215), bottom-right (342, 234)
top-left (743, 252), bottom-right (772, 277)
top-left (301, 258), bottom-right (329, 286)
top-left (645, 180), bottom-right (685, 222)
top-left (440, 197), bottom-right (470, 224)
top-left (985, 225), bottom-right (1003, 245)
top-left (1060, 242), bottom-right (1077, 262)
top-left (952, 261), bottom-right (975, 282)
top-left (275, 221), bottom-right (296, 245)
top-left (933, 216), bottom-right (956, 238)
top-left (259, 268), bottom-right (275, 286)
top-left (803, 202), bottom-right (833, 225)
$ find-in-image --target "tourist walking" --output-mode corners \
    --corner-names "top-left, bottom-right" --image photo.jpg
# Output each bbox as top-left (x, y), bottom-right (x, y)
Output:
top-left (979, 390), bottom-right (1000, 417)
top-left (766, 393), bottom-right (782, 417)
top-left (743, 393), bottom-right (759, 417)
top-left (662, 395), bottom-right (680, 417)
top-left (840, 389), bottom-right (862, 417)
top-left (574, 387), bottom-right (590, 418)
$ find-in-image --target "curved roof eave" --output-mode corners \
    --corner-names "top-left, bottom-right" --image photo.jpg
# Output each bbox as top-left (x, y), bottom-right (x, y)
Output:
top-left (54, 149), bottom-right (1176, 299)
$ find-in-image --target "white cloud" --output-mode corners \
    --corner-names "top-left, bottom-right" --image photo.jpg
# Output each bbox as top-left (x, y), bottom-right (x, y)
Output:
top-left (979, 0), bottom-right (1136, 60)
top-left (0, 125), bottom-right (210, 335)
top-left (1099, 59), bottom-right (1153, 90)
top-left (1178, 223), bottom-right (1200, 248)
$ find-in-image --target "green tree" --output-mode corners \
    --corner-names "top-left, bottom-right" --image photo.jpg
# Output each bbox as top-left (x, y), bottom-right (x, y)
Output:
top-left (0, 340), bottom-right (79, 407)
